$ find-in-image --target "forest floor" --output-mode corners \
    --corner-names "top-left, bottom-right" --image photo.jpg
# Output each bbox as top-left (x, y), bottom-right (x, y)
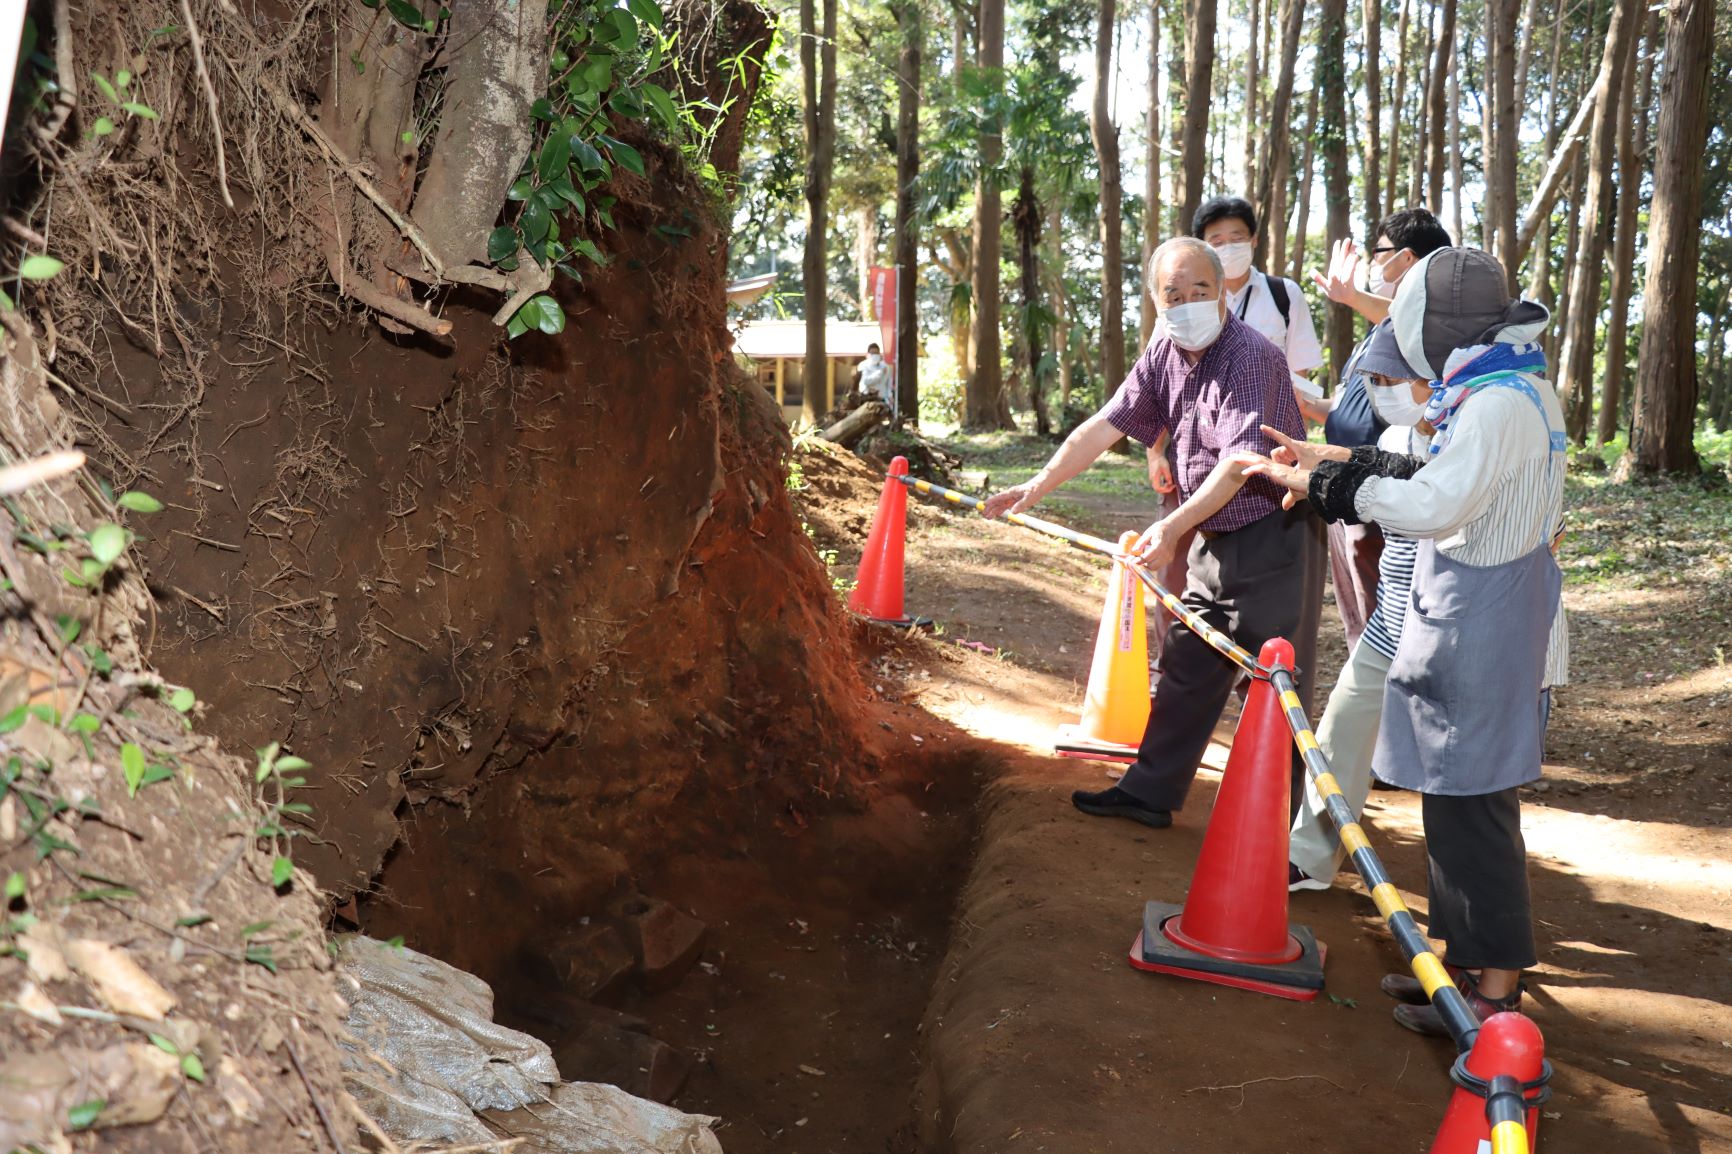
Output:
top-left (788, 430), bottom-right (1732, 1152)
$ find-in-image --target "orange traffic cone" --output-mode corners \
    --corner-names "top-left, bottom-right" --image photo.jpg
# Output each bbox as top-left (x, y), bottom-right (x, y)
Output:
top-left (1055, 532), bottom-right (1150, 763)
top-left (1430, 1013), bottom-right (1548, 1154)
top-left (1128, 637), bottom-right (1326, 1001)
top-left (848, 456), bottom-right (931, 628)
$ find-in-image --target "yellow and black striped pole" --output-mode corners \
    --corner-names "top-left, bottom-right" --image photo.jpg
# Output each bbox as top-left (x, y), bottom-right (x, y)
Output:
top-left (894, 475), bottom-right (1269, 677)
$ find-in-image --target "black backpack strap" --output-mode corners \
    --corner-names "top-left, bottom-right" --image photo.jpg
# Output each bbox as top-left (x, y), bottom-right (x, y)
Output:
top-left (1266, 276), bottom-right (1292, 328)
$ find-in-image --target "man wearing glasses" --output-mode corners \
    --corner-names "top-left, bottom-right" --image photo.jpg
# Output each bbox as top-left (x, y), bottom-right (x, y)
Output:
top-left (1305, 209), bottom-right (1452, 650)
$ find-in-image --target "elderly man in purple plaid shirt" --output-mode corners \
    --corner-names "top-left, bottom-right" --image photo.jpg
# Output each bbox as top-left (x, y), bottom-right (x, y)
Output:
top-left (983, 236), bottom-right (1326, 829)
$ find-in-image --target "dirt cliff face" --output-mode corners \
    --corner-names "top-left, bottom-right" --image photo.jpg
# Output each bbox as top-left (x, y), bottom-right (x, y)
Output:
top-left (124, 145), bottom-right (871, 918)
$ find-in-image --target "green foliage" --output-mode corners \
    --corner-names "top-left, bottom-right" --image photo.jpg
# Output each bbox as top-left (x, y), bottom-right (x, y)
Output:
top-left (253, 744), bottom-right (313, 894)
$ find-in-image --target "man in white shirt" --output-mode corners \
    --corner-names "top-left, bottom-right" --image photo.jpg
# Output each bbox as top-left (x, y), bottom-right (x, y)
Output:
top-left (1144, 196), bottom-right (1323, 693)
top-left (856, 343), bottom-right (893, 412)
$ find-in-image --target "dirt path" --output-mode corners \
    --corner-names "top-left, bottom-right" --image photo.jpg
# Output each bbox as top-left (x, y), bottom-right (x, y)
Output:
top-left (809, 445), bottom-right (1732, 1152)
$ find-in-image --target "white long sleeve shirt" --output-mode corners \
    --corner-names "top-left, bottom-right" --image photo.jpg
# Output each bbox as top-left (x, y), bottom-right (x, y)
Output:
top-left (1354, 378), bottom-right (1569, 686)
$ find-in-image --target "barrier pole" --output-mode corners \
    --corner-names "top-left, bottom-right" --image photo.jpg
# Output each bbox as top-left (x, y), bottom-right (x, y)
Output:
top-left (895, 474), bottom-right (1489, 1054)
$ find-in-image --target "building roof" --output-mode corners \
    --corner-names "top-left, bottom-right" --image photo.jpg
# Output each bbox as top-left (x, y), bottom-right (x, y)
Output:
top-left (733, 319), bottom-right (883, 360)
top-left (725, 272), bottom-right (779, 308)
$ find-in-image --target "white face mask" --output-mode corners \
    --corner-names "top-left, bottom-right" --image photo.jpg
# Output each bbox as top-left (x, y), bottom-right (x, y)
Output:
top-left (1164, 298), bottom-right (1225, 351)
top-left (1217, 241), bottom-right (1255, 280)
top-left (1369, 381), bottom-right (1428, 426)
top-left (866, 352), bottom-right (882, 364)
top-left (1367, 250), bottom-right (1404, 298)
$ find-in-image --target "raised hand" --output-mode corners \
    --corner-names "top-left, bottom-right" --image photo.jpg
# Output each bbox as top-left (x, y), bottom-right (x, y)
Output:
top-left (1309, 237), bottom-right (1361, 305)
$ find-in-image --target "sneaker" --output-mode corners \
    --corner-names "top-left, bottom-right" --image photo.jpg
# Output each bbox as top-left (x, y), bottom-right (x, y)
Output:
top-left (1071, 786), bottom-right (1173, 829)
top-left (1380, 963), bottom-right (1474, 1006)
top-left (1392, 977), bottom-right (1524, 1037)
top-left (1287, 864), bottom-right (1330, 893)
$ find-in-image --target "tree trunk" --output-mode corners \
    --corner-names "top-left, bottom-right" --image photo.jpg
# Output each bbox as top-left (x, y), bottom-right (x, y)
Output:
top-left (1143, 0), bottom-right (1163, 347)
top-left (1426, 0), bottom-right (1455, 212)
top-left (1513, 0), bottom-right (1540, 118)
top-left (966, 0), bottom-right (1009, 429)
top-left (1290, 85), bottom-right (1319, 279)
top-left (1556, 0), bottom-right (1638, 444)
top-left (1489, 0), bottom-right (1521, 288)
top-left (857, 203), bottom-right (879, 320)
top-left (821, 401), bottom-right (890, 447)
top-left (1595, 9), bottom-right (1644, 444)
top-left (1053, 202), bottom-right (1074, 410)
top-left (894, 0), bottom-right (921, 424)
top-left (1013, 167), bottom-right (1050, 435)
top-left (1515, 83), bottom-right (1599, 265)
top-left (1550, 146), bottom-right (1588, 371)
top-left (1167, 3), bottom-right (1186, 233)
top-left (1526, 0), bottom-right (1568, 297)
top-left (1092, 0), bottom-right (1128, 422)
top-left (1180, 0), bottom-right (1219, 230)
top-left (1410, 0), bottom-right (1436, 207)
top-left (1318, 0), bottom-right (1355, 377)
top-left (1452, 37), bottom-right (1467, 243)
top-left (1254, 0), bottom-right (1303, 268)
top-left (1245, 0), bottom-right (1262, 191)
top-left (1361, 0), bottom-right (1382, 244)
top-left (1628, 0), bottom-right (1713, 475)
top-left (1384, 0), bottom-right (1412, 219)
top-left (800, 0), bottom-right (839, 423)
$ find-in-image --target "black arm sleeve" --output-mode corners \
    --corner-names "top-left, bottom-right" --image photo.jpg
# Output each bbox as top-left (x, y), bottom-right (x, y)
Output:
top-left (1308, 461), bottom-right (1370, 524)
top-left (1311, 446), bottom-right (1428, 523)
top-left (1347, 444), bottom-right (1427, 479)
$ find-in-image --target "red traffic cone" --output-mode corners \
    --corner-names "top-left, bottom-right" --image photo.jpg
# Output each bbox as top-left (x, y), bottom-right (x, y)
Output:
top-left (1128, 637), bottom-right (1326, 1000)
top-left (848, 457), bottom-right (931, 629)
top-left (1430, 1012), bottom-right (1548, 1154)
top-left (1055, 532), bottom-right (1151, 763)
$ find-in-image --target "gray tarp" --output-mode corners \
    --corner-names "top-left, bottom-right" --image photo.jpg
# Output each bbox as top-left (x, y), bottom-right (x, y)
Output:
top-left (336, 936), bottom-right (722, 1153)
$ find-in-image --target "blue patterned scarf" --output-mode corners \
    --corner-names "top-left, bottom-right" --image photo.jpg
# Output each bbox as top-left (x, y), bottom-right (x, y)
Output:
top-left (1421, 342), bottom-right (1550, 455)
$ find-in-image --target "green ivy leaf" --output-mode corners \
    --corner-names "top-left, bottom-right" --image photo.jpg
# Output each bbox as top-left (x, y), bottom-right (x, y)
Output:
top-left (602, 137), bottom-right (645, 177)
top-left (169, 687), bottom-right (195, 713)
top-left (384, 0), bottom-right (426, 29)
top-left (507, 175), bottom-right (533, 201)
top-left (515, 294), bottom-right (566, 336)
top-left (570, 135), bottom-right (606, 175)
top-left (181, 1051), bottom-right (206, 1082)
top-left (19, 255), bottom-right (64, 281)
top-left (120, 743), bottom-right (146, 796)
top-left (506, 313), bottom-right (529, 339)
top-left (5, 871), bottom-right (24, 900)
top-left (120, 102), bottom-right (158, 120)
top-left (273, 755), bottom-right (312, 772)
top-left (90, 72), bottom-right (118, 103)
top-left (87, 523), bottom-right (127, 568)
top-left (117, 490), bottom-right (163, 513)
top-left (271, 855), bottom-right (294, 888)
top-left (520, 198), bottom-right (551, 245)
top-left (486, 225), bottom-right (519, 263)
top-left (91, 116), bottom-right (115, 137)
top-left (530, 95), bottom-right (555, 122)
top-left (548, 175), bottom-right (584, 210)
top-left (608, 87), bottom-right (645, 119)
top-left (56, 616), bottom-right (81, 645)
top-left (573, 239), bottom-right (607, 265)
top-left (537, 131), bottom-right (571, 182)
top-left (581, 58), bottom-right (613, 91)
top-left (67, 1100), bottom-right (105, 1130)
top-left (626, 0), bottom-right (663, 29)
top-left (640, 83), bottom-right (679, 132)
top-left (115, 69), bottom-right (132, 88)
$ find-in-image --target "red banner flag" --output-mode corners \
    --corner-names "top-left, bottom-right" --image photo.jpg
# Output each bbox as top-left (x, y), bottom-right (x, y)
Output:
top-left (867, 266), bottom-right (897, 363)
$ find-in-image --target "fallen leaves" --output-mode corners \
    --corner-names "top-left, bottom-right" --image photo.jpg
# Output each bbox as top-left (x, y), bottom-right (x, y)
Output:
top-left (61, 938), bottom-right (177, 1021)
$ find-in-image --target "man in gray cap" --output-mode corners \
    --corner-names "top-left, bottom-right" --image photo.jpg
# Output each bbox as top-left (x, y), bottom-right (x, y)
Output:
top-left (1244, 247), bottom-right (1566, 1038)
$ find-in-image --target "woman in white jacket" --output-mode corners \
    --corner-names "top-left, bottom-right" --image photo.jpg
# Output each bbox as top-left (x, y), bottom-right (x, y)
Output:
top-left (1244, 247), bottom-right (1566, 1038)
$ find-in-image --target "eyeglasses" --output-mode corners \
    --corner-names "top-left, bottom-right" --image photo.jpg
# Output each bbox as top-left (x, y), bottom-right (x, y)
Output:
top-left (1371, 245), bottom-right (1397, 256)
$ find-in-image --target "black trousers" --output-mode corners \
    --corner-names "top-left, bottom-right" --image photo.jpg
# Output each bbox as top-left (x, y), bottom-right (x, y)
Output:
top-left (1423, 788), bottom-right (1537, 970)
top-left (1117, 504), bottom-right (1326, 813)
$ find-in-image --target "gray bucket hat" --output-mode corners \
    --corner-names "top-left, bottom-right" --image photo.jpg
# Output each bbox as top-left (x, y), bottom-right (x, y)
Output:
top-left (1356, 248), bottom-right (1551, 380)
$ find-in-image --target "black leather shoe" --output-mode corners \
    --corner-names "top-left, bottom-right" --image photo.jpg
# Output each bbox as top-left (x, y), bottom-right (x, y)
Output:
top-left (1071, 786), bottom-right (1173, 829)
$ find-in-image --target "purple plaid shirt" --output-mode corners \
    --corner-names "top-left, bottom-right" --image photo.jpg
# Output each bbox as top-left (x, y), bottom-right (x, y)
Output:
top-left (1104, 312), bottom-right (1305, 534)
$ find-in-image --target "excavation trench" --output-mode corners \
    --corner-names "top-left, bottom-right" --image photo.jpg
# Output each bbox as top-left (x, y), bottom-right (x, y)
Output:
top-left (355, 691), bottom-right (993, 1152)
